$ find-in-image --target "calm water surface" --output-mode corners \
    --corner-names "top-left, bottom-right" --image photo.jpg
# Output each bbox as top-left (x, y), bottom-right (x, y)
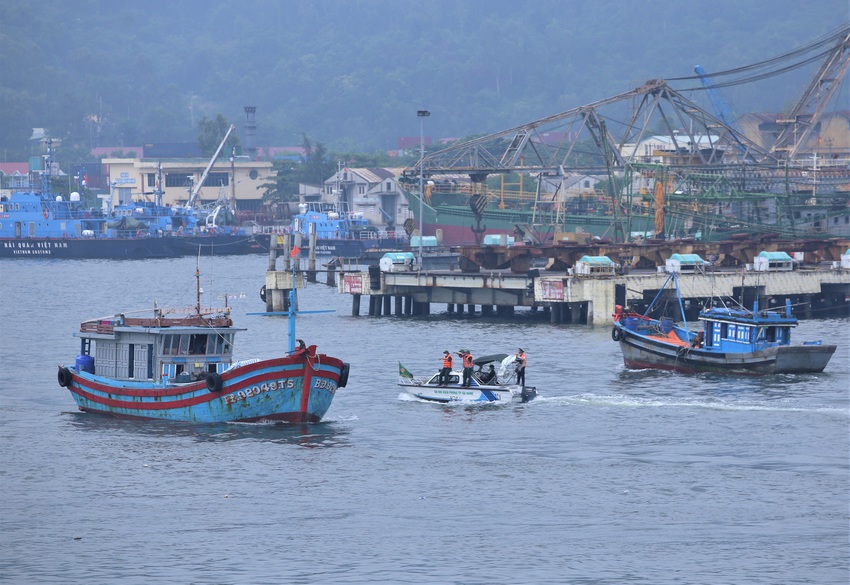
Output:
top-left (1, 256), bottom-right (848, 584)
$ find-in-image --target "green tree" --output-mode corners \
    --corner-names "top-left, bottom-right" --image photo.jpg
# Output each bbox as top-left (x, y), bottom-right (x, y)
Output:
top-left (261, 160), bottom-right (300, 203)
top-left (261, 134), bottom-right (335, 203)
top-left (300, 134), bottom-right (335, 185)
top-left (197, 114), bottom-right (240, 158)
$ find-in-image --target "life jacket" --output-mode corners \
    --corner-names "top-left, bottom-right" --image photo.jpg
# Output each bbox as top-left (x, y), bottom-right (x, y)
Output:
top-left (515, 352), bottom-right (527, 367)
top-left (442, 355), bottom-right (453, 369)
top-left (463, 354), bottom-right (474, 368)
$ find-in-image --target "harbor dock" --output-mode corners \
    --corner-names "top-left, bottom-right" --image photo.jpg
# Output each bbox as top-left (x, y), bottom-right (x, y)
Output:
top-left (262, 238), bottom-right (850, 325)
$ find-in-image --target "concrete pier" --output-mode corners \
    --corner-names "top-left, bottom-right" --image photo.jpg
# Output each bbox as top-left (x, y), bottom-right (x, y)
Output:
top-left (263, 235), bottom-right (849, 323)
top-left (336, 266), bottom-right (850, 324)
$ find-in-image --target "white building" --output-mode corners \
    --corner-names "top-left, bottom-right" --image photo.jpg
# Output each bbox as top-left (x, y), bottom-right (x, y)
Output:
top-left (315, 167), bottom-right (408, 227)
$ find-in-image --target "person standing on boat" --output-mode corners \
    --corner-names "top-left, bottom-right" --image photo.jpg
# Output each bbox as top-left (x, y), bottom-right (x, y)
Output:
top-left (438, 350), bottom-right (453, 386)
top-left (514, 348), bottom-right (527, 386)
top-left (460, 350), bottom-right (474, 387)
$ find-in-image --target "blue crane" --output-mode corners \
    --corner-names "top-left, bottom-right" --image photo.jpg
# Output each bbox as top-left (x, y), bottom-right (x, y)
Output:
top-left (694, 65), bottom-right (750, 158)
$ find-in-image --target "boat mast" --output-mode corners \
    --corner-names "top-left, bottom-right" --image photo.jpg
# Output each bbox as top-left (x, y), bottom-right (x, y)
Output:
top-left (41, 138), bottom-right (54, 196)
top-left (195, 259), bottom-right (202, 316)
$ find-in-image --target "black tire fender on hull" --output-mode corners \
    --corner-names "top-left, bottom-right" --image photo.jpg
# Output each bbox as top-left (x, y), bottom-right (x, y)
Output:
top-left (612, 326), bottom-right (624, 342)
top-left (338, 363), bottom-right (350, 388)
top-left (206, 372), bottom-right (223, 392)
top-left (57, 367), bottom-right (72, 388)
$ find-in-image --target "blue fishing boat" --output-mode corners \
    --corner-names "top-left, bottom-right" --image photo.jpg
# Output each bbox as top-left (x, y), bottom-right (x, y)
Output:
top-left (57, 265), bottom-right (349, 423)
top-left (291, 202), bottom-right (407, 258)
top-left (611, 273), bottom-right (836, 374)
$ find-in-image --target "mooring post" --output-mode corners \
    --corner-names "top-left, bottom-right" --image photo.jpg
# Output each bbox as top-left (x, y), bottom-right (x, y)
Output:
top-left (571, 303), bottom-right (582, 323)
top-left (352, 293), bottom-right (361, 316)
top-left (268, 234), bottom-right (279, 271)
top-left (307, 225), bottom-right (317, 283)
top-left (283, 230), bottom-right (292, 271)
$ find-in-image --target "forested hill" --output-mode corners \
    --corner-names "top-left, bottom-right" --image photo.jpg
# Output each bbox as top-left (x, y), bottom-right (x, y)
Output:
top-left (1, 0), bottom-right (846, 160)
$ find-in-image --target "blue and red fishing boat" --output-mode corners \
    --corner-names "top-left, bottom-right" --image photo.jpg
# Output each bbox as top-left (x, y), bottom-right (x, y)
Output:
top-left (57, 265), bottom-right (349, 423)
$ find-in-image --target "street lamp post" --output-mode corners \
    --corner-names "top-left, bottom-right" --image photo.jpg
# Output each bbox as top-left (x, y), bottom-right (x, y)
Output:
top-left (417, 109), bottom-right (430, 264)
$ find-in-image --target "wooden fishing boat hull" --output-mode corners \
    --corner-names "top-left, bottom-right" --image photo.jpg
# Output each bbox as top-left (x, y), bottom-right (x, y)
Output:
top-left (59, 353), bottom-right (349, 423)
top-left (616, 326), bottom-right (836, 375)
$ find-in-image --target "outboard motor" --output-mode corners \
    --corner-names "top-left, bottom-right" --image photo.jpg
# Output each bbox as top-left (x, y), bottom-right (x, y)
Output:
top-left (520, 386), bottom-right (537, 403)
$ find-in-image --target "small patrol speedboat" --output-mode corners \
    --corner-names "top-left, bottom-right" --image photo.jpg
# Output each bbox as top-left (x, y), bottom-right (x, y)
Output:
top-left (398, 354), bottom-right (536, 403)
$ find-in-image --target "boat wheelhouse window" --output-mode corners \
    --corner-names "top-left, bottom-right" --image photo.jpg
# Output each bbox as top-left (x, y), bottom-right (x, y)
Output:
top-left (162, 334), bottom-right (178, 355)
top-left (736, 326), bottom-right (752, 343)
top-left (189, 333), bottom-right (207, 355)
top-left (209, 333), bottom-right (232, 355)
top-left (162, 334), bottom-right (190, 356)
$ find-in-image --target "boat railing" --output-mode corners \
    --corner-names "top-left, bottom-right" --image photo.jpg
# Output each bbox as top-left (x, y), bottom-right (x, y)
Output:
top-left (80, 320), bottom-right (120, 334)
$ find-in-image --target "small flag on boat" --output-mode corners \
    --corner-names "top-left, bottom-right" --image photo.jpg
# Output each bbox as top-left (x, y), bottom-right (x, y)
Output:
top-left (290, 245), bottom-right (300, 258)
top-left (398, 362), bottom-right (414, 379)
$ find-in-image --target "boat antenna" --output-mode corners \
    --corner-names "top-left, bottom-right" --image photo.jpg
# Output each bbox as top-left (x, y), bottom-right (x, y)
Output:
top-left (246, 261), bottom-right (335, 354)
top-left (195, 258), bottom-right (202, 316)
top-left (41, 137), bottom-right (54, 196)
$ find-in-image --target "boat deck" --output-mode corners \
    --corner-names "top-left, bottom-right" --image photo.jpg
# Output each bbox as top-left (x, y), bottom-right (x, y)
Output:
top-left (644, 330), bottom-right (691, 347)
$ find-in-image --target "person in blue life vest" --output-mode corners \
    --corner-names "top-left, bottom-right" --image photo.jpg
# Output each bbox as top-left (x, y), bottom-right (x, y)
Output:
top-left (459, 349), bottom-right (474, 387)
top-left (438, 350), bottom-right (453, 386)
top-left (514, 348), bottom-right (527, 386)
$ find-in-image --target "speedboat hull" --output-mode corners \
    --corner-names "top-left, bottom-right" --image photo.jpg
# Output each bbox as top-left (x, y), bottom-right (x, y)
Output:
top-left (399, 381), bottom-right (535, 403)
top-left (60, 354), bottom-right (348, 423)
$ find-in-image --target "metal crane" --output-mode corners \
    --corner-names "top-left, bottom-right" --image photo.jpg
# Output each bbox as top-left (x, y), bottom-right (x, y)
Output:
top-left (693, 65), bottom-right (751, 158)
top-left (186, 124), bottom-right (235, 209)
top-left (770, 26), bottom-right (850, 160)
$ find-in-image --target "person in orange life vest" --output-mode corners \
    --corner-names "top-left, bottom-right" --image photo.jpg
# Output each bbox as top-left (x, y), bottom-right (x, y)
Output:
top-left (459, 350), bottom-right (474, 387)
top-left (514, 348), bottom-right (527, 386)
top-left (438, 350), bottom-right (453, 386)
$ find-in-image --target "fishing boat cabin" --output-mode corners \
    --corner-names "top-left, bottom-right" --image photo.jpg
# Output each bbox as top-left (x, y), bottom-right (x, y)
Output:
top-left (698, 299), bottom-right (796, 351)
top-left (74, 308), bottom-right (243, 384)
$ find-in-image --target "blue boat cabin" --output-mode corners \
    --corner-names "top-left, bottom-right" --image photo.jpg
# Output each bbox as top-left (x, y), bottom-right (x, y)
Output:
top-left (699, 300), bottom-right (795, 352)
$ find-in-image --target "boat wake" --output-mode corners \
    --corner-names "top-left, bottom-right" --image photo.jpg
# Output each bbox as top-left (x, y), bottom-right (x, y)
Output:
top-left (529, 393), bottom-right (848, 416)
